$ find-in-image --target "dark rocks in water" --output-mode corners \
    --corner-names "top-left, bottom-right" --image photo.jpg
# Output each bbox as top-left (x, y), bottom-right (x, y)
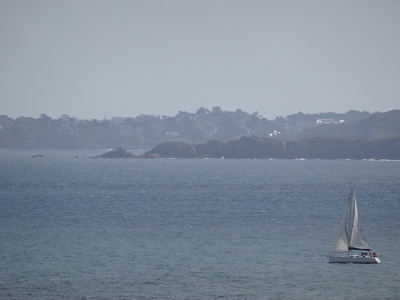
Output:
top-left (95, 147), bottom-right (136, 158)
top-left (31, 154), bottom-right (44, 158)
top-left (141, 152), bottom-right (160, 159)
top-left (141, 141), bottom-right (197, 158)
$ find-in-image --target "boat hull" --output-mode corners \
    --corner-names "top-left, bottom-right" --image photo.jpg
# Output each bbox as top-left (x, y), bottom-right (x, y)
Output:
top-left (329, 255), bottom-right (380, 264)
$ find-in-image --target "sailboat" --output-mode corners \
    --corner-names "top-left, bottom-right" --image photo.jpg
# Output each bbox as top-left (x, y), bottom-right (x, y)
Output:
top-left (329, 188), bottom-right (380, 264)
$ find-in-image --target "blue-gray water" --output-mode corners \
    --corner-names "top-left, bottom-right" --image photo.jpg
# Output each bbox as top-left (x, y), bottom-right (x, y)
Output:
top-left (1, 149), bottom-right (399, 299)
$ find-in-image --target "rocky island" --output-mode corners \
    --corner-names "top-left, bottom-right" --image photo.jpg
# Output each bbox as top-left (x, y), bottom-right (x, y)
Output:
top-left (94, 147), bottom-right (136, 158)
top-left (97, 134), bottom-right (400, 160)
top-left (140, 135), bottom-right (400, 160)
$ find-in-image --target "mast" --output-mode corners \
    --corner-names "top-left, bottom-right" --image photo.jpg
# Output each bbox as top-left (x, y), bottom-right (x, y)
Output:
top-left (348, 188), bottom-right (353, 255)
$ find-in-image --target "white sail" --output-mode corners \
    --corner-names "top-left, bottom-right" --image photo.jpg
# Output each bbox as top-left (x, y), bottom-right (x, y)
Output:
top-left (331, 188), bottom-right (370, 253)
top-left (331, 200), bottom-right (350, 253)
top-left (348, 190), bottom-right (370, 250)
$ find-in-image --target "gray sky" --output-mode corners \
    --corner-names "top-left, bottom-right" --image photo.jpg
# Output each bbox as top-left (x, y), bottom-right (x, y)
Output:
top-left (1, 0), bottom-right (399, 120)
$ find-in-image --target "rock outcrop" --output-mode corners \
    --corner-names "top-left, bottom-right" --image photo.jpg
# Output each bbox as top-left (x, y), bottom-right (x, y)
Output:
top-left (95, 147), bottom-right (136, 158)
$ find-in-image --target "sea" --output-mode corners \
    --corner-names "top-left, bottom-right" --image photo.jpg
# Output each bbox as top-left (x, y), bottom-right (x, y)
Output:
top-left (0, 149), bottom-right (399, 300)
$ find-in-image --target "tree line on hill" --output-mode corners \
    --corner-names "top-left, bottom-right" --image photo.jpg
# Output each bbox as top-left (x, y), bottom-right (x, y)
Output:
top-left (0, 107), bottom-right (382, 149)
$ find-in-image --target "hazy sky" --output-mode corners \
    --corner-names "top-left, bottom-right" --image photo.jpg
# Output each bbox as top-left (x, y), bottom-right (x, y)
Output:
top-left (1, 0), bottom-right (399, 120)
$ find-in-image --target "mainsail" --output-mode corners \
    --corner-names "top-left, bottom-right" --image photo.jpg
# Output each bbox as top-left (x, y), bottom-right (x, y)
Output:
top-left (331, 188), bottom-right (371, 253)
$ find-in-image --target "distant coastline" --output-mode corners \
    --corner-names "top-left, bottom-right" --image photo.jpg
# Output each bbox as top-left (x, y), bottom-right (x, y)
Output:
top-left (138, 135), bottom-right (400, 160)
top-left (89, 133), bottom-right (400, 160)
top-left (1, 109), bottom-right (399, 156)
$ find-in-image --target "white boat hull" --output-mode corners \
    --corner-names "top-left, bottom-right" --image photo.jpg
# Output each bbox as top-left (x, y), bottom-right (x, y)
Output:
top-left (329, 255), bottom-right (380, 264)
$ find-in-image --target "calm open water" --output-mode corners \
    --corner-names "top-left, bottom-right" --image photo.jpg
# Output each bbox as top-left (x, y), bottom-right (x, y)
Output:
top-left (0, 149), bottom-right (399, 300)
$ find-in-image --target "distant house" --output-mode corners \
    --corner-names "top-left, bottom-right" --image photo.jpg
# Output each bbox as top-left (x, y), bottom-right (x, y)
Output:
top-left (268, 130), bottom-right (280, 137)
top-left (118, 124), bottom-right (133, 136)
top-left (204, 124), bottom-right (218, 136)
top-left (60, 114), bottom-right (79, 133)
top-left (316, 119), bottom-right (334, 124)
top-left (316, 119), bottom-right (346, 125)
top-left (166, 131), bottom-right (180, 138)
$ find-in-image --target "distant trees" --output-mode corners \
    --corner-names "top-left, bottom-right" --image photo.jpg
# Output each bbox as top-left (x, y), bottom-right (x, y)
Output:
top-left (0, 108), bottom-right (384, 149)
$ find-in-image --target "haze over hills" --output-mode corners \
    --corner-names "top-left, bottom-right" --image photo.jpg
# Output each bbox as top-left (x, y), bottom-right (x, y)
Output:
top-left (298, 109), bottom-right (400, 140)
top-left (0, 108), bottom-right (399, 151)
top-left (139, 109), bottom-right (400, 160)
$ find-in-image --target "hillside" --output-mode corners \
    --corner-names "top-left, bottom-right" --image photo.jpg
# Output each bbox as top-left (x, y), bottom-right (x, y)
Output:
top-left (141, 135), bottom-right (400, 160)
top-left (0, 109), bottom-right (398, 149)
top-left (298, 109), bottom-right (400, 140)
